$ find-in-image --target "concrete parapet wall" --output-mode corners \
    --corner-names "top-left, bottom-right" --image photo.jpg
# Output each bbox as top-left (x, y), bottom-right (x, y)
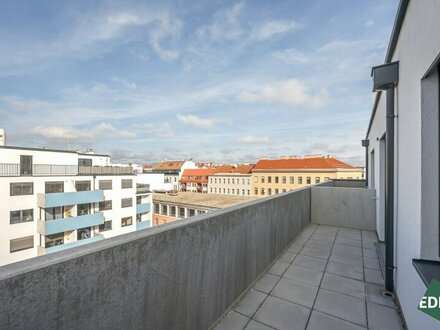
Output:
top-left (0, 188), bottom-right (311, 330)
top-left (311, 186), bottom-right (376, 230)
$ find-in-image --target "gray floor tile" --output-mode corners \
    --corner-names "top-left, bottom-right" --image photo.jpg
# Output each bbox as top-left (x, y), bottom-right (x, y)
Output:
top-left (337, 232), bottom-right (362, 241)
top-left (305, 239), bottom-right (333, 250)
top-left (363, 256), bottom-right (380, 270)
top-left (363, 248), bottom-right (378, 258)
top-left (215, 311), bottom-right (249, 330)
top-left (332, 244), bottom-right (363, 256)
top-left (306, 310), bottom-right (366, 330)
top-left (335, 237), bottom-right (362, 248)
top-left (361, 230), bottom-right (378, 242)
top-left (253, 296), bottom-right (311, 330)
top-left (314, 289), bottom-right (367, 327)
top-left (300, 246), bottom-right (331, 260)
top-left (294, 237), bottom-right (309, 246)
top-left (268, 261), bottom-right (290, 276)
top-left (278, 251), bottom-right (296, 264)
top-left (365, 283), bottom-right (396, 308)
top-left (367, 302), bottom-right (403, 330)
top-left (362, 240), bottom-right (376, 250)
top-left (325, 261), bottom-right (364, 281)
top-left (311, 234), bottom-right (336, 242)
top-left (321, 273), bottom-right (365, 299)
top-left (244, 320), bottom-right (275, 330)
top-left (330, 251), bottom-right (363, 267)
top-left (253, 273), bottom-right (280, 294)
top-left (283, 265), bottom-right (323, 287)
top-left (292, 254), bottom-right (327, 272)
top-left (235, 289), bottom-right (268, 317)
top-left (364, 269), bottom-right (384, 285)
top-left (271, 277), bottom-right (318, 308)
top-left (288, 243), bottom-right (304, 254)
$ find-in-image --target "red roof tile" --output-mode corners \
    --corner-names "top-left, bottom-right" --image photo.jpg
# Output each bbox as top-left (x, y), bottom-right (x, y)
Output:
top-left (253, 157), bottom-right (354, 170)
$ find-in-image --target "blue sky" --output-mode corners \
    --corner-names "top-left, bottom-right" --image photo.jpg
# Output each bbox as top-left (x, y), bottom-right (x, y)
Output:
top-left (0, 0), bottom-right (398, 165)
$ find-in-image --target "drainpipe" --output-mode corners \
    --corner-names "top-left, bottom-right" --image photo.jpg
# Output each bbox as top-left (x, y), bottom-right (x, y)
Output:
top-left (361, 139), bottom-right (369, 186)
top-left (371, 61), bottom-right (399, 292)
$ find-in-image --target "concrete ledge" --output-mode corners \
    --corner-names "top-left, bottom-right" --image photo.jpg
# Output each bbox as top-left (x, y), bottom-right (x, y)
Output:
top-left (0, 188), bottom-right (311, 330)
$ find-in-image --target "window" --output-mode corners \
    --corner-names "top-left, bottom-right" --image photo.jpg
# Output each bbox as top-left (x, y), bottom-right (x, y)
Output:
top-left (20, 155), bottom-right (32, 176)
top-left (99, 220), bottom-right (112, 232)
top-left (75, 181), bottom-right (91, 191)
top-left (121, 216), bottom-right (133, 227)
top-left (298, 177), bottom-right (303, 184)
top-left (161, 205), bottom-right (168, 215)
top-left (214, 178), bottom-right (217, 184)
top-left (99, 180), bottom-right (112, 190)
top-left (247, 179), bottom-right (250, 185)
top-left (10, 182), bottom-right (33, 196)
top-left (189, 209), bottom-right (195, 217)
top-left (268, 188), bottom-right (272, 195)
top-left (275, 189), bottom-right (279, 194)
top-left (227, 188), bottom-right (230, 194)
top-left (275, 177), bottom-right (279, 184)
top-left (99, 200), bottom-right (112, 211)
top-left (10, 209), bottom-right (33, 224)
top-left (242, 189), bottom-right (245, 195)
top-left (242, 179), bottom-right (245, 185)
top-left (324, 177), bottom-right (330, 181)
top-left (171, 206), bottom-right (176, 217)
top-left (261, 177), bottom-right (265, 183)
top-left (282, 176), bottom-right (286, 184)
top-left (236, 189), bottom-right (239, 195)
top-left (306, 177), bottom-right (311, 184)
top-left (223, 178), bottom-right (226, 184)
top-left (45, 207), bottom-right (63, 220)
top-left (77, 227), bottom-right (91, 240)
top-left (315, 177), bottom-right (321, 184)
top-left (45, 181), bottom-right (64, 193)
top-left (179, 207), bottom-right (185, 217)
top-left (121, 179), bottom-right (133, 189)
top-left (223, 188), bottom-right (226, 194)
top-left (77, 203), bottom-right (90, 216)
top-left (247, 190), bottom-right (250, 195)
top-left (261, 188), bottom-right (265, 195)
top-left (210, 188), bottom-right (213, 193)
top-left (78, 158), bottom-right (92, 166)
top-left (228, 178), bottom-right (230, 184)
top-left (232, 189), bottom-right (235, 194)
top-left (268, 176), bottom-right (272, 183)
top-left (10, 236), bottom-right (34, 253)
top-left (214, 188), bottom-right (217, 193)
top-left (45, 233), bottom-right (64, 248)
top-left (154, 204), bottom-right (160, 213)
top-left (254, 188), bottom-right (258, 195)
top-left (282, 189), bottom-right (286, 193)
top-left (290, 176), bottom-right (294, 184)
top-left (254, 176), bottom-right (258, 183)
top-left (121, 198), bottom-right (132, 208)
top-left (232, 178), bottom-right (235, 184)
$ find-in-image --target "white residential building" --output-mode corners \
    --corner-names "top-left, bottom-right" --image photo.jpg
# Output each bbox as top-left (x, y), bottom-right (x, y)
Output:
top-left (366, 1), bottom-right (440, 328)
top-left (152, 160), bottom-right (197, 190)
top-left (0, 145), bottom-right (152, 266)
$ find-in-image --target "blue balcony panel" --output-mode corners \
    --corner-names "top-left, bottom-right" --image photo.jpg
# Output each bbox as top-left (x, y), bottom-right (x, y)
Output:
top-left (44, 235), bottom-right (104, 254)
top-left (38, 190), bottom-right (104, 208)
top-left (136, 220), bottom-right (151, 230)
top-left (136, 203), bottom-right (151, 214)
top-left (42, 213), bottom-right (104, 235)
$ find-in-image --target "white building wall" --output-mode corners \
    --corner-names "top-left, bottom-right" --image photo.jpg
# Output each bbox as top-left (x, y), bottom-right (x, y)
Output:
top-left (367, 1), bottom-right (440, 328)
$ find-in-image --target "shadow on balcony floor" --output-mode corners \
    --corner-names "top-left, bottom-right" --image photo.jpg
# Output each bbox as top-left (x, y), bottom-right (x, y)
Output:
top-left (214, 224), bottom-right (405, 330)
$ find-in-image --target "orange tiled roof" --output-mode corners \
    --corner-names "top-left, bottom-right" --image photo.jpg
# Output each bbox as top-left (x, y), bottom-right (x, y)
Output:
top-left (253, 157), bottom-right (354, 170)
top-left (154, 161), bottom-right (185, 170)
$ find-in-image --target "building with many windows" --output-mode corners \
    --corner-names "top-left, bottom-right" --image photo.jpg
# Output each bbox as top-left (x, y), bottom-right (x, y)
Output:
top-left (0, 144), bottom-right (152, 266)
top-left (179, 168), bottom-right (214, 193)
top-left (251, 155), bottom-right (363, 197)
top-left (208, 165), bottom-right (254, 196)
top-left (152, 160), bottom-right (197, 191)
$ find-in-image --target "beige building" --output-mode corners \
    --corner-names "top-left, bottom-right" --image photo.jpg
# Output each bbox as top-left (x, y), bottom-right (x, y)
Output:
top-left (208, 165), bottom-right (254, 196)
top-left (251, 155), bottom-right (363, 197)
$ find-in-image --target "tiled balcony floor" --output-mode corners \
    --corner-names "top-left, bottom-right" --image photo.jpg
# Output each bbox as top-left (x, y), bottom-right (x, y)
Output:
top-left (215, 224), bottom-right (405, 330)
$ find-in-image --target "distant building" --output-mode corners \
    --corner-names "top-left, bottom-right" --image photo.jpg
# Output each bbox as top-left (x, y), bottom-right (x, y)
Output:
top-left (152, 160), bottom-right (197, 191)
top-left (179, 168), bottom-right (214, 193)
top-left (0, 144), bottom-right (152, 266)
top-left (251, 155), bottom-right (363, 196)
top-left (152, 191), bottom-right (256, 226)
top-left (208, 165), bottom-right (254, 196)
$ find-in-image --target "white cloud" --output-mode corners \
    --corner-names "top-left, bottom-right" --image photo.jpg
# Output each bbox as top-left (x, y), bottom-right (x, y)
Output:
top-left (238, 136), bottom-right (270, 144)
top-left (273, 49), bottom-right (309, 64)
top-left (251, 20), bottom-right (299, 40)
top-left (148, 13), bottom-right (182, 60)
top-left (176, 114), bottom-right (214, 128)
top-left (237, 79), bottom-right (328, 108)
top-left (30, 123), bottom-right (136, 141)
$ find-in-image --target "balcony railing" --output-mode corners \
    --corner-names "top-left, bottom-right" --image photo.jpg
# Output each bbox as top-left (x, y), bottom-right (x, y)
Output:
top-left (0, 180), bottom-right (376, 329)
top-left (0, 164), bottom-right (134, 176)
top-left (136, 183), bottom-right (150, 194)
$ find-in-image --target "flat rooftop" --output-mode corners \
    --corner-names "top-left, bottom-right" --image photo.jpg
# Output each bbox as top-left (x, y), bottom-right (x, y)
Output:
top-left (153, 192), bottom-right (257, 209)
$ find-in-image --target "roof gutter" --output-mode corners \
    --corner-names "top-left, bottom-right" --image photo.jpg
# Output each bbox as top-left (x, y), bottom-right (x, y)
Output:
top-left (366, 0), bottom-right (410, 138)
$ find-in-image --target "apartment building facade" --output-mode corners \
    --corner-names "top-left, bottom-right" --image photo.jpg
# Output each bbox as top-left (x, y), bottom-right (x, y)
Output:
top-left (208, 165), bottom-right (254, 196)
top-left (366, 1), bottom-right (440, 328)
top-left (152, 160), bottom-right (197, 191)
top-left (179, 168), bottom-right (213, 193)
top-left (251, 156), bottom-right (363, 197)
top-left (0, 145), bottom-right (151, 266)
